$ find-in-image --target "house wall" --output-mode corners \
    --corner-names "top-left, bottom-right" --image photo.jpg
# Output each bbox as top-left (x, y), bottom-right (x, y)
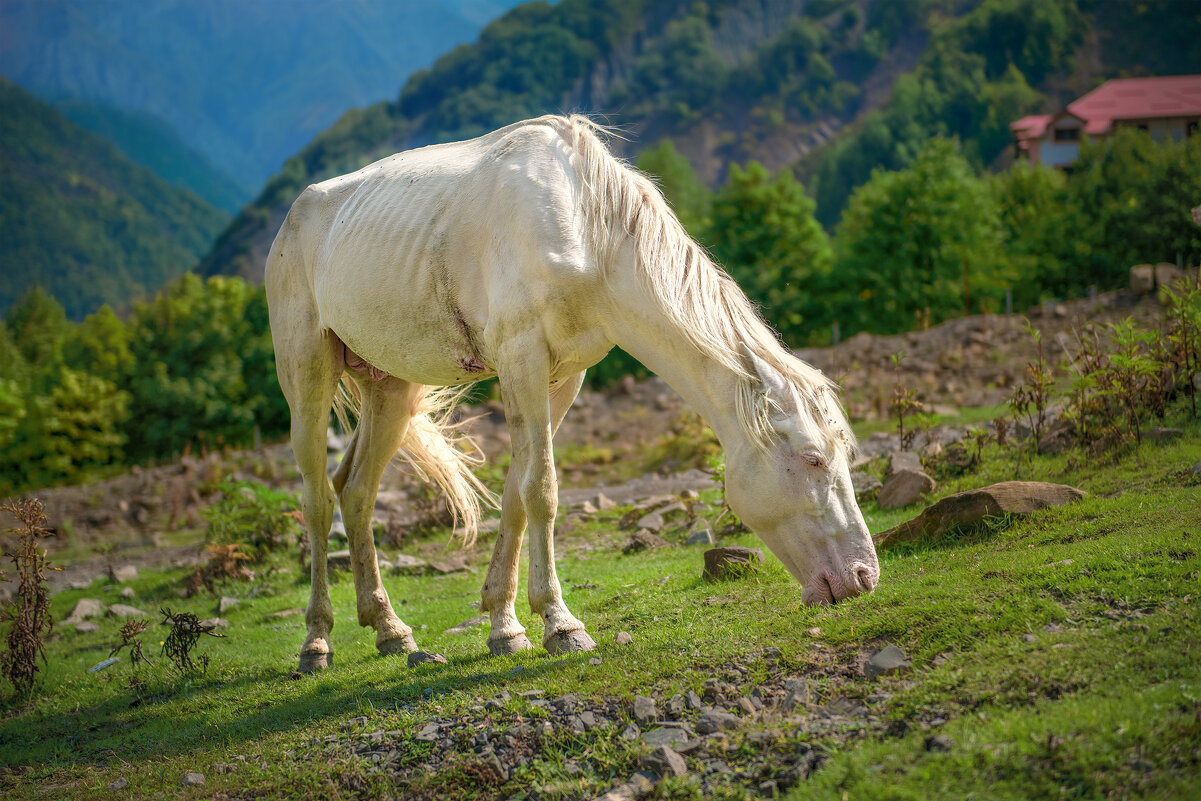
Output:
top-left (1114, 116), bottom-right (1200, 142)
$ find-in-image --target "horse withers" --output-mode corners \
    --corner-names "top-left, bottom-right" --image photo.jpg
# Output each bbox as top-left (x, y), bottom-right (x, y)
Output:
top-left (265, 114), bottom-right (879, 671)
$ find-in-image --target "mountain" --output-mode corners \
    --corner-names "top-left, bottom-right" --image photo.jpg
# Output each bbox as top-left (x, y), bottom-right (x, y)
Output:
top-left (192, 0), bottom-right (1201, 283)
top-left (0, 78), bottom-right (229, 320)
top-left (0, 0), bottom-right (529, 205)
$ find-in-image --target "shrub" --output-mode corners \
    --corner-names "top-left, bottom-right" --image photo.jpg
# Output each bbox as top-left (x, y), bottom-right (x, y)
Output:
top-left (202, 479), bottom-right (301, 562)
top-left (0, 497), bottom-right (58, 696)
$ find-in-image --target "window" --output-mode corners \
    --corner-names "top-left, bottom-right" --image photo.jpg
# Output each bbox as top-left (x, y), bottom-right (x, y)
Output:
top-left (1188, 120), bottom-right (1198, 137)
top-left (1053, 128), bottom-right (1079, 142)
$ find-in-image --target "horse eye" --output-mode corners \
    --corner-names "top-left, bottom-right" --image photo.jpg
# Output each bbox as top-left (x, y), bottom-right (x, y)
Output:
top-left (802, 453), bottom-right (824, 468)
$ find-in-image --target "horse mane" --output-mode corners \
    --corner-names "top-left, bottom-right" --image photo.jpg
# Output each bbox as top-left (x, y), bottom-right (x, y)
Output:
top-left (549, 114), bottom-right (856, 460)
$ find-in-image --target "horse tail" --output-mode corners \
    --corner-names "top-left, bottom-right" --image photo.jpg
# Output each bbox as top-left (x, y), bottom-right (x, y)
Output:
top-left (332, 379), bottom-right (497, 547)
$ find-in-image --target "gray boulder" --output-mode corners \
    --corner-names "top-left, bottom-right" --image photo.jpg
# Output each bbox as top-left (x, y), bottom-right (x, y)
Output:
top-left (877, 469), bottom-right (936, 509)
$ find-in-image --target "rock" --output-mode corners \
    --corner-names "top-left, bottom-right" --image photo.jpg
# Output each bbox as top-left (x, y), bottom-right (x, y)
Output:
top-left (595, 771), bottom-right (655, 801)
top-left (636, 511), bottom-right (665, 532)
top-left (180, 772), bottom-right (205, 787)
top-left (111, 565), bottom-right (138, 583)
top-left (876, 481), bottom-right (1087, 547)
top-left (866, 644), bottom-right (911, 680)
top-left (1192, 461), bottom-right (1201, 480)
top-left (407, 651), bottom-right (448, 668)
top-left (925, 734), bottom-right (955, 752)
top-left (108, 777), bottom-right (128, 790)
top-left (919, 441), bottom-right (943, 460)
top-left (75, 621), bottom-right (100, 634)
top-left (1022, 633), bottom-right (1037, 643)
top-left (268, 607), bottom-right (304, 619)
top-left (106, 604), bottom-right (148, 619)
top-left (199, 618), bottom-right (228, 630)
top-left (580, 500), bottom-right (599, 515)
top-left (429, 555), bottom-right (475, 574)
top-left (735, 696), bottom-right (756, 715)
top-left (65, 598), bottom-right (104, 625)
top-left (414, 722), bottom-right (440, 742)
top-left (623, 529), bottom-right (670, 554)
top-left (877, 469), bottom-right (936, 509)
top-left (686, 690), bottom-right (702, 710)
top-left (633, 694), bottom-right (657, 723)
top-left (615, 630), bottom-right (633, 646)
top-left (642, 745), bottom-right (687, 778)
top-left (886, 451), bottom-right (923, 477)
top-left (327, 549), bottom-right (352, 570)
top-left (444, 615), bottom-right (488, 635)
top-left (1131, 264), bottom-right (1154, 293)
top-left (685, 524), bottom-right (715, 546)
top-left (1145, 427), bottom-right (1184, 444)
top-left (702, 546), bottom-right (764, 581)
top-left (1038, 418), bottom-right (1076, 454)
top-left (850, 471), bottom-right (882, 501)
top-left (594, 493), bottom-right (617, 511)
top-left (641, 727), bottom-right (700, 752)
top-left (119, 587), bottom-right (136, 600)
top-left (218, 596), bottom-right (239, 614)
top-left (695, 709), bottom-right (741, 734)
top-left (212, 762), bottom-right (236, 774)
top-left (390, 553), bottom-right (428, 573)
top-left (781, 680), bottom-right (810, 710)
top-left (620, 723), bottom-right (641, 741)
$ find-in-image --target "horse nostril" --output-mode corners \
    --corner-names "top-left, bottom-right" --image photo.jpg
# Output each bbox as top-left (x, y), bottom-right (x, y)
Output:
top-left (855, 565), bottom-right (877, 593)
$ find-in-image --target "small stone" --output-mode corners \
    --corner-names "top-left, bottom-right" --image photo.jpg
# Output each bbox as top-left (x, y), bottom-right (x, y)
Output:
top-left (106, 604), bottom-right (148, 619)
top-left (636, 512), bottom-right (665, 532)
top-left (807, 627), bottom-right (822, 637)
top-left (633, 694), bottom-right (657, 723)
top-left (390, 553), bottom-right (428, 573)
top-left (686, 690), bottom-right (702, 710)
top-left (120, 587), bottom-right (136, 600)
top-left (212, 762), bottom-right (236, 774)
top-left (180, 772), bottom-right (205, 787)
top-left (414, 722), bottom-right (440, 742)
top-left (199, 618), bottom-right (228, 630)
top-left (594, 493), bottom-right (617, 511)
top-left (74, 621), bottom-right (100, 635)
top-left (781, 681), bottom-right (810, 711)
top-left (268, 607), bottom-right (304, 619)
top-left (615, 630), bottom-right (633, 646)
top-left (327, 549), bottom-right (352, 570)
top-left (696, 709), bottom-right (741, 734)
top-left (759, 780), bottom-right (778, 795)
top-left (886, 451), bottom-right (923, 477)
top-left (580, 500), bottom-right (599, 515)
top-left (623, 529), bottom-right (669, 553)
top-left (702, 546), bottom-right (764, 581)
top-left (640, 727), bottom-right (697, 751)
top-left (589, 657), bottom-right (603, 666)
top-left (1022, 633), bottom-right (1037, 643)
top-left (620, 723), bottom-right (641, 741)
top-left (218, 596), bottom-right (239, 614)
top-left (65, 598), bottom-right (105, 624)
top-left (925, 734), bottom-right (955, 752)
top-left (642, 745), bottom-right (687, 778)
top-left (429, 555), bottom-right (475, 574)
top-left (111, 565), bottom-right (138, 583)
top-left (685, 526), bottom-right (715, 546)
top-left (735, 696), bottom-right (756, 715)
top-left (407, 651), bottom-right (448, 667)
top-left (866, 644), bottom-right (911, 680)
top-left (850, 471), bottom-right (883, 501)
top-left (665, 694), bottom-right (684, 717)
top-left (108, 776), bottom-right (129, 790)
top-left (876, 469), bottom-right (937, 509)
top-left (444, 615), bottom-right (488, 634)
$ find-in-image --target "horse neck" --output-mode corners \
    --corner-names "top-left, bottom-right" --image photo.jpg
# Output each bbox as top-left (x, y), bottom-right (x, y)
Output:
top-left (603, 271), bottom-right (750, 451)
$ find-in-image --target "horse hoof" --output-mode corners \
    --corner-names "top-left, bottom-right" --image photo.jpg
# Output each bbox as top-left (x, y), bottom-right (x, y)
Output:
top-left (298, 652), bottom-right (333, 672)
top-left (377, 632), bottom-right (418, 656)
top-left (544, 629), bottom-right (596, 655)
top-left (488, 632), bottom-right (534, 656)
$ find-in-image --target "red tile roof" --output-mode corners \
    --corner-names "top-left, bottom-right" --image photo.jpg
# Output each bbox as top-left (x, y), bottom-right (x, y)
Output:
top-left (1066, 75), bottom-right (1201, 135)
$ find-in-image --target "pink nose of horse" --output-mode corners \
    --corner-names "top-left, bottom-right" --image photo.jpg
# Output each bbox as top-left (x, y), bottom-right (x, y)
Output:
top-left (850, 562), bottom-right (878, 595)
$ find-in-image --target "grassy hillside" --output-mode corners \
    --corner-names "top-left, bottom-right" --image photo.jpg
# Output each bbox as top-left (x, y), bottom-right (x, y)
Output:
top-left (0, 79), bottom-right (229, 320)
top-left (2, 406), bottom-right (1198, 799)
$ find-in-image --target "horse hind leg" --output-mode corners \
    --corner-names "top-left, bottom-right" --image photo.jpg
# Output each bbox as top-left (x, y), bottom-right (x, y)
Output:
top-left (274, 327), bottom-right (341, 673)
top-left (337, 375), bottom-right (422, 657)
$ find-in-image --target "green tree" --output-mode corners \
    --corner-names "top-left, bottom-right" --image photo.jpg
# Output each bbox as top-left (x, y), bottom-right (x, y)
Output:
top-left (992, 160), bottom-right (1074, 307)
top-left (4, 286), bottom-right (67, 384)
top-left (707, 162), bottom-right (833, 345)
top-left (636, 138), bottom-right (712, 235)
top-left (63, 304), bottom-right (134, 378)
top-left (120, 273), bottom-right (288, 461)
top-left (832, 138), bottom-right (1009, 335)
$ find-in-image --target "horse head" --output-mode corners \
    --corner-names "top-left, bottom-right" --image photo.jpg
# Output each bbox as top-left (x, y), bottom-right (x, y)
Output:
top-left (724, 347), bottom-right (880, 605)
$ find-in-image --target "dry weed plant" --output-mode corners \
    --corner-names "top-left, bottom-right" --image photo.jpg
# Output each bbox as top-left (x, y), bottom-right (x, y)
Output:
top-left (0, 497), bottom-right (59, 696)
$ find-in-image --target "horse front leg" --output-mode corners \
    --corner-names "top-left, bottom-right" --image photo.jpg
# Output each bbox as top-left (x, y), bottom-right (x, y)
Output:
top-left (481, 371), bottom-right (585, 656)
top-left (497, 343), bottom-right (595, 655)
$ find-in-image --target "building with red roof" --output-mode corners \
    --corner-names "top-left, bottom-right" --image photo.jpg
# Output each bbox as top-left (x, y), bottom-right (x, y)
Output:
top-left (1011, 75), bottom-right (1201, 167)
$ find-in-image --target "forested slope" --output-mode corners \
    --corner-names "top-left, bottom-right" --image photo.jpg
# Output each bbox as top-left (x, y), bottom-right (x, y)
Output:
top-left (0, 79), bottom-right (228, 320)
top-left (198, 0), bottom-right (1201, 284)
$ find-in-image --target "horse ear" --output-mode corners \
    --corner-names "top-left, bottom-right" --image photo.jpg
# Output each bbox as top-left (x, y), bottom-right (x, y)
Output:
top-left (739, 342), bottom-right (797, 417)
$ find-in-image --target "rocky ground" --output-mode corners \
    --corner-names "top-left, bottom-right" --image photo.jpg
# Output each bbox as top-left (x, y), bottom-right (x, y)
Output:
top-left (3, 287), bottom-right (1178, 597)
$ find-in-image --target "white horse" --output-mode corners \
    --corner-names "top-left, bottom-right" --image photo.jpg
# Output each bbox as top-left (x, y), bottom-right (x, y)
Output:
top-left (266, 115), bottom-right (879, 672)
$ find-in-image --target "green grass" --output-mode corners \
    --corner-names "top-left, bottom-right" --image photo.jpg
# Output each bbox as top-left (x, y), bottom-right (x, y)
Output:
top-left (2, 409), bottom-right (1199, 800)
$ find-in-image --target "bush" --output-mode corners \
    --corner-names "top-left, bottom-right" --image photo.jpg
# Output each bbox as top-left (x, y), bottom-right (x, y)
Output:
top-left (201, 480), bottom-right (302, 562)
